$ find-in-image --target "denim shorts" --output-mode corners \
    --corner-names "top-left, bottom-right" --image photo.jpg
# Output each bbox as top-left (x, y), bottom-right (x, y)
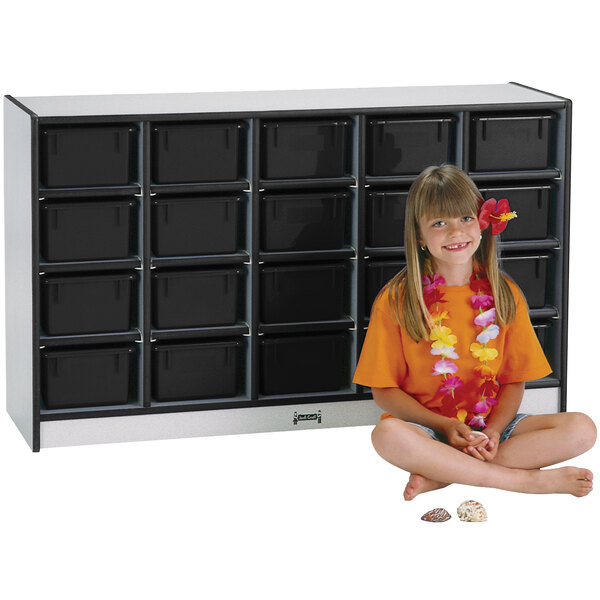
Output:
top-left (406, 413), bottom-right (530, 444)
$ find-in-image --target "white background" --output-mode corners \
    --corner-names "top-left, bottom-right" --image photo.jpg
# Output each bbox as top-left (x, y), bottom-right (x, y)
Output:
top-left (1, 1), bottom-right (598, 598)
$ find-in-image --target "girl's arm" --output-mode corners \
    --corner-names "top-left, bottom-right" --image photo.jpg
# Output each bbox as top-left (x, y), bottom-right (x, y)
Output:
top-left (372, 387), bottom-right (491, 449)
top-left (372, 387), bottom-right (454, 434)
top-left (484, 381), bottom-right (525, 435)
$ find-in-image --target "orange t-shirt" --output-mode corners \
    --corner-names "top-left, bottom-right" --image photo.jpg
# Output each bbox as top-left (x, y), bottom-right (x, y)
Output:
top-left (352, 277), bottom-right (552, 418)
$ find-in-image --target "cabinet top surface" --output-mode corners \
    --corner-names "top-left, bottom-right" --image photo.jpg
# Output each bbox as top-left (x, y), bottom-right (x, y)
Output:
top-left (11, 83), bottom-right (565, 118)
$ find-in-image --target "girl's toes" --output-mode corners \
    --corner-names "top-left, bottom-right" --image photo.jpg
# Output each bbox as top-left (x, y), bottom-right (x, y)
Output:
top-left (578, 481), bottom-right (593, 497)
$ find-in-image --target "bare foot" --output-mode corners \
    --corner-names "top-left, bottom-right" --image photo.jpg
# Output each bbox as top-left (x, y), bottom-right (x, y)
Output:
top-left (532, 467), bottom-right (594, 497)
top-left (404, 473), bottom-right (450, 501)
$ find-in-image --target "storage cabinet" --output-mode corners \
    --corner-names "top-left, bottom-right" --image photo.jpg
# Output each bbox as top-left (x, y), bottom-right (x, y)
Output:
top-left (4, 83), bottom-right (571, 450)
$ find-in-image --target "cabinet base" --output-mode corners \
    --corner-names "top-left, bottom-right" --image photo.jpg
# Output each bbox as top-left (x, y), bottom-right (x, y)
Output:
top-left (38, 387), bottom-right (561, 449)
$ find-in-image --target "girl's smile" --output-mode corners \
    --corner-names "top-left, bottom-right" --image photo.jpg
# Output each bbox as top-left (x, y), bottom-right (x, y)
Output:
top-left (442, 241), bottom-right (471, 252)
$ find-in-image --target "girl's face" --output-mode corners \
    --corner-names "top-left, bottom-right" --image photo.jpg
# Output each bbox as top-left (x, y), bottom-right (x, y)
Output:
top-left (418, 212), bottom-right (481, 272)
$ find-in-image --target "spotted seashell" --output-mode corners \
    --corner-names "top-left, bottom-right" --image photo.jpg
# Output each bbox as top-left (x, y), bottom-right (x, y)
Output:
top-left (421, 508), bottom-right (451, 522)
top-left (457, 500), bottom-right (488, 522)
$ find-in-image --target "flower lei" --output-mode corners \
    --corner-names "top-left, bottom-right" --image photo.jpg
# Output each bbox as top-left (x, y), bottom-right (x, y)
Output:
top-left (423, 263), bottom-right (501, 429)
top-left (419, 195), bottom-right (517, 428)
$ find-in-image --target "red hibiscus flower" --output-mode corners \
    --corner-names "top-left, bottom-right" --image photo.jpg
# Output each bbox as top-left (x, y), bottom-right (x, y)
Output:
top-left (480, 379), bottom-right (500, 397)
top-left (440, 395), bottom-right (457, 418)
top-left (478, 198), bottom-right (517, 235)
top-left (469, 275), bottom-right (492, 295)
top-left (424, 288), bottom-right (446, 308)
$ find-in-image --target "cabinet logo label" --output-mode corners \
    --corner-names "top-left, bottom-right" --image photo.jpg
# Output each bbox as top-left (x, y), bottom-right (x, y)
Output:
top-left (293, 410), bottom-right (322, 425)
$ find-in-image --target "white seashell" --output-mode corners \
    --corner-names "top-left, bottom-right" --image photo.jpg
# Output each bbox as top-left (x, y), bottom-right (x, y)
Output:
top-left (421, 508), bottom-right (451, 522)
top-left (470, 431), bottom-right (488, 439)
top-left (457, 500), bottom-right (488, 522)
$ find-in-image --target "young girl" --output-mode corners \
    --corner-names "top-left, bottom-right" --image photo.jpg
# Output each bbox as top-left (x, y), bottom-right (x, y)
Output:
top-left (354, 164), bottom-right (596, 499)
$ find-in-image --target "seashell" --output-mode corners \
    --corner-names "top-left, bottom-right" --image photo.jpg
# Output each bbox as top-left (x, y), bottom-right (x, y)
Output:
top-left (421, 508), bottom-right (451, 522)
top-left (457, 500), bottom-right (488, 522)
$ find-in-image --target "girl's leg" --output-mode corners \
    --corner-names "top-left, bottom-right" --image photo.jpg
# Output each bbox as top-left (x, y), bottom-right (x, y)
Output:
top-left (371, 417), bottom-right (593, 497)
top-left (402, 412), bottom-right (596, 499)
top-left (402, 426), bottom-right (451, 500)
top-left (490, 412), bottom-right (597, 469)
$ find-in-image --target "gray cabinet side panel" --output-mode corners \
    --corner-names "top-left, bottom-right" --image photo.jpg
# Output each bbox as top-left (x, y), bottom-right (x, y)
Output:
top-left (4, 98), bottom-right (34, 448)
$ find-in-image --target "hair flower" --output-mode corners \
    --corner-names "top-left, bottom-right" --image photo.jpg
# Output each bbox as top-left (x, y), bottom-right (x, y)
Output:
top-left (478, 198), bottom-right (517, 235)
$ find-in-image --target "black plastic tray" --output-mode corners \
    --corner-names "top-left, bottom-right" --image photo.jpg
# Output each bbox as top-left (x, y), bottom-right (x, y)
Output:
top-left (261, 119), bottom-right (350, 179)
top-left (470, 113), bottom-right (555, 172)
top-left (366, 190), bottom-right (409, 247)
top-left (152, 195), bottom-right (241, 256)
top-left (41, 273), bottom-right (135, 335)
top-left (152, 267), bottom-right (241, 329)
top-left (502, 255), bottom-right (550, 308)
top-left (41, 125), bottom-right (134, 188)
top-left (152, 122), bottom-right (244, 184)
top-left (41, 198), bottom-right (135, 262)
top-left (367, 116), bottom-right (455, 176)
top-left (261, 190), bottom-right (348, 252)
top-left (261, 262), bottom-right (346, 323)
top-left (480, 185), bottom-right (551, 241)
top-left (260, 333), bottom-right (348, 395)
top-left (152, 339), bottom-right (241, 401)
top-left (42, 345), bottom-right (134, 409)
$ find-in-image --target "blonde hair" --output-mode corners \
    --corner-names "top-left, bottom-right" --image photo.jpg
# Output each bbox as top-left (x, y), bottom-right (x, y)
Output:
top-left (378, 164), bottom-right (516, 342)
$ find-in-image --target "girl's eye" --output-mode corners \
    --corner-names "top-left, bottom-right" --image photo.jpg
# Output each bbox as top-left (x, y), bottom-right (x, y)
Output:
top-left (432, 221), bottom-right (445, 227)
top-left (463, 216), bottom-right (474, 222)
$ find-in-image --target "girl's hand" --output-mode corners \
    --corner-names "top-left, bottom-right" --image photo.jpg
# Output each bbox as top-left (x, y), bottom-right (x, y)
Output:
top-left (463, 429), bottom-right (500, 461)
top-left (442, 420), bottom-right (487, 450)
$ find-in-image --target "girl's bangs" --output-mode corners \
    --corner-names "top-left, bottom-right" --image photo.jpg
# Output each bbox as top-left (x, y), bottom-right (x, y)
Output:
top-left (417, 185), bottom-right (480, 221)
